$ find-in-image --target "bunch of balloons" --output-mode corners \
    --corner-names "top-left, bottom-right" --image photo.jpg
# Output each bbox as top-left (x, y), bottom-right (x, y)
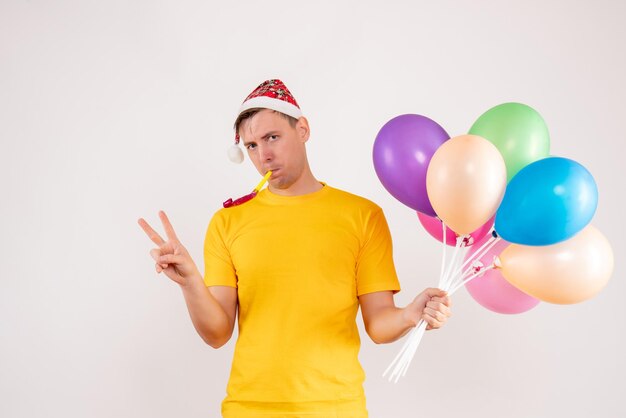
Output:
top-left (373, 103), bottom-right (614, 382)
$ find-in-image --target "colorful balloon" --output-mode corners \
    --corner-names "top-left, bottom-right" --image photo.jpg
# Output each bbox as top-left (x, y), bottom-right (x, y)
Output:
top-left (464, 234), bottom-right (540, 314)
top-left (417, 213), bottom-right (494, 247)
top-left (469, 102), bottom-right (550, 182)
top-left (499, 225), bottom-right (613, 304)
top-left (495, 157), bottom-right (598, 245)
top-left (373, 114), bottom-right (449, 216)
top-left (426, 135), bottom-right (507, 235)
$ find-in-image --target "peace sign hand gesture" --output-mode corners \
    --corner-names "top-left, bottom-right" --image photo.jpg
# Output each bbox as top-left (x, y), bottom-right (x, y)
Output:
top-left (138, 210), bottom-right (200, 287)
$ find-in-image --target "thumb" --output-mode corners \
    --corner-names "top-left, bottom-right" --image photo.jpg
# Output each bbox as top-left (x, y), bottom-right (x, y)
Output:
top-left (411, 287), bottom-right (443, 307)
top-left (423, 287), bottom-right (447, 300)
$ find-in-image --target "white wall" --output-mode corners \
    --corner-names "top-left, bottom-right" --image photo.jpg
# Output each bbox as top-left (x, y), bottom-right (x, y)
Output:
top-left (1, 1), bottom-right (624, 417)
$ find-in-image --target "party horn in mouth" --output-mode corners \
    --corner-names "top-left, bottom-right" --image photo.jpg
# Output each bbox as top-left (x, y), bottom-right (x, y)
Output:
top-left (223, 170), bottom-right (272, 208)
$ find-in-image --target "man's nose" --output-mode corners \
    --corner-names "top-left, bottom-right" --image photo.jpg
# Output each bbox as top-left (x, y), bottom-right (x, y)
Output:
top-left (259, 143), bottom-right (273, 161)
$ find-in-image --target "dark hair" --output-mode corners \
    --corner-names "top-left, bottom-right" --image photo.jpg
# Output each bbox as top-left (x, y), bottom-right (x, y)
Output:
top-left (234, 108), bottom-right (299, 138)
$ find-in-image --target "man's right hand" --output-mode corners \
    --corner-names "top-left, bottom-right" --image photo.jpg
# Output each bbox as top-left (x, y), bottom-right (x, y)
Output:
top-left (138, 210), bottom-right (200, 287)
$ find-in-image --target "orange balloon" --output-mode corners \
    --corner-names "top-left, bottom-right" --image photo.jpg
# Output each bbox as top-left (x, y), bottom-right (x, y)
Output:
top-left (426, 135), bottom-right (506, 235)
top-left (499, 225), bottom-right (614, 304)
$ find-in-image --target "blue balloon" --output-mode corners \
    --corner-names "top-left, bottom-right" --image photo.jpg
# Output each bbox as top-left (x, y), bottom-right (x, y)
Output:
top-left (495, 157), bottom-right (598, 245)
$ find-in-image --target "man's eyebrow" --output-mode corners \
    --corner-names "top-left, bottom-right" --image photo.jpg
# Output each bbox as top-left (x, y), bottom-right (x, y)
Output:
top-left (243, 131), bottom-right (280, 146)
top-left (260, 130), bottom-right (280, 139)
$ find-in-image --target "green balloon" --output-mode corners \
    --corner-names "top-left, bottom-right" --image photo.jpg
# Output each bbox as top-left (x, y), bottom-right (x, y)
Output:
top-left (469, 103), bottom-right (550, 182)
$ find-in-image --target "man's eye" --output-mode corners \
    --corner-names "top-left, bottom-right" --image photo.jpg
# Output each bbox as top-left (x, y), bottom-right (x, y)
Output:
top-left (268, 135), bottom-right (278, 141)
top-left (246, 144), bottom-right (256, 150)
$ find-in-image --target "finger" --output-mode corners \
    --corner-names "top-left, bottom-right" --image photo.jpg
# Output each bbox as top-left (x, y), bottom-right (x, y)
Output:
top-left (422, 313), bottom-right (441, 329)
top-left (159, 211), bottom-right (180, 243)
top-left (431, 295), bottom-right (452, 308)
top-left (426, 301), bottom-right (452, 317)
top-left (426, 302), bottom-right (451, 319)
top-left (158, 253), bottom-right (184, 265)
top-left (150, 248), bottom-right (161, 261)
top-left (424, 307), bottom-right (446, 323)
top-left (150, 248), bottom-right (168, 269)
top-left (158, 240), bottom-right (176, 254)
top-left (425, 321), bottom-right (437, 330)
top-left (138, 218), bottom-right (166, 246)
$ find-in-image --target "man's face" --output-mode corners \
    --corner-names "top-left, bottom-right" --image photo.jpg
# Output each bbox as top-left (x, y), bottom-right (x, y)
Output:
top-left (238, 109), bottom-right (310, 190)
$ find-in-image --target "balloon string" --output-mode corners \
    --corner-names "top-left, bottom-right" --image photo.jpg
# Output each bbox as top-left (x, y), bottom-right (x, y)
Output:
top-left (383, 228), bottom-right (500, 383)
top-left (385, 325), bottom-right (416, 382)
top-left (398, 321), bottom-right (427, 380)
top-left (385, 320), bottom-right (427, 383)
top-left (457, 234), bottom-right (496, 274)
top-left (460, 236), bottom-right (500, 279)
top-left (444, 246), bottom-right (463, 292)
top-left (452, 235), bottom-right (499, 285)
top-left (448, 236), bottom-right (501, 292)
top-left (448, 264), bottom-right (497, 296)
top-left (441, 235), bottom-right (466, 291)
top-left (440, 236), bottom-right (459, 289)
top-left (382, 326), bottom-right (418, 378)
top-left (384, 222), bottom-right (454, 383)
top-left (439, 220), bottom-right (447, 284)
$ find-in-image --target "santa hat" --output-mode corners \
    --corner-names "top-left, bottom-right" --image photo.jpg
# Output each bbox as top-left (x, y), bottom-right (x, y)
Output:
top-left (228, 79), bottom-right (303, 163)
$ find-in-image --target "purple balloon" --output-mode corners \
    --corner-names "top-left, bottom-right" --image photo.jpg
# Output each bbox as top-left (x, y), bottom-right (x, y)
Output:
top-left (373, 114), bottom-right (449, 216)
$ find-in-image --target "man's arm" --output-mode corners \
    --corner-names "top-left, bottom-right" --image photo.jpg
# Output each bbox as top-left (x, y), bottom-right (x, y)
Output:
top-left (180, 274), bottom-right (237, 349)
top-left (359, 289), bottom-right (451, 344)
top-left (138, 212), bottom-right (237, 349)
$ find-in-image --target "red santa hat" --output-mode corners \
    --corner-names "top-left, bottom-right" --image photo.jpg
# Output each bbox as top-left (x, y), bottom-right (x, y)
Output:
top-left (228, 79), bottom-right (303, 163)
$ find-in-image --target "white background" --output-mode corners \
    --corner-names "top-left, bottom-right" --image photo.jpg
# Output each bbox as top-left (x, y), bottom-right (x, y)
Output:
top-left (1, 1), bottom-right (624, 417)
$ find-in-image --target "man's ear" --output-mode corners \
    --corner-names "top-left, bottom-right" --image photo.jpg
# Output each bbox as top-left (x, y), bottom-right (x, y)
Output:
top-left (296, 116), bottom-right (310, 143)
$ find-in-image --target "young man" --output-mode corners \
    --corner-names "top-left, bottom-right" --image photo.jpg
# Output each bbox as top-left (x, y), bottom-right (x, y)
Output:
top-left (138, 79), bottom-right (452, 417)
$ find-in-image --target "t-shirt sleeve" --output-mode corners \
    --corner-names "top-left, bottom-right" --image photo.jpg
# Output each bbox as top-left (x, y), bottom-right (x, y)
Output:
top-left (355, 207), bottom-right (401, 296)
top-left (203, 212), bottom-right (237, 288)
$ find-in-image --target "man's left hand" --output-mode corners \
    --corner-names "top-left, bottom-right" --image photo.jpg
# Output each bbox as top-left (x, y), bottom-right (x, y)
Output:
top-left (402, 288), bottom-right (452, 331)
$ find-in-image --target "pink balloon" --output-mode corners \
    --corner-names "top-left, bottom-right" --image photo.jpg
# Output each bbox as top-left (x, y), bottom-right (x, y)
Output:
top-left (417, 213), bottom-right (495, 247)
top-left (464, 233), bottom-right (540, 314)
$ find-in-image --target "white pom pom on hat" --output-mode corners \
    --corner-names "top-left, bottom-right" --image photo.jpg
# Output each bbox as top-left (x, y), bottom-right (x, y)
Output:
top-left (229, 79), bottom-right (303, 163)
top-left (228, 144), bottom-right (244, 164)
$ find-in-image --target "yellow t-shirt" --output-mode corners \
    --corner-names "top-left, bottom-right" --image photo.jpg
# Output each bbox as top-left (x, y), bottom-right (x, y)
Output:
top-left (203, 182), bottom-right (401, 417)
